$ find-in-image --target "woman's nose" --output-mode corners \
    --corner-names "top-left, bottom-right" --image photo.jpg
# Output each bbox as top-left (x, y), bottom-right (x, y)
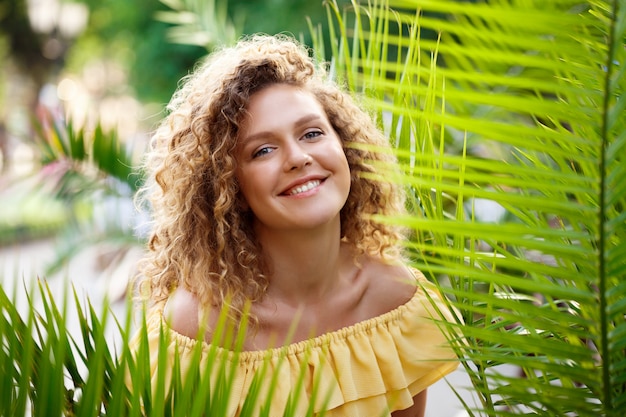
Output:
top-left (284, 145), bottom-right (312, 171)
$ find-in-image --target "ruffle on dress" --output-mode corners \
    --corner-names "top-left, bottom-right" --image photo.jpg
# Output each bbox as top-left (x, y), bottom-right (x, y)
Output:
top-left (133, 271), bottom-right (460, 417)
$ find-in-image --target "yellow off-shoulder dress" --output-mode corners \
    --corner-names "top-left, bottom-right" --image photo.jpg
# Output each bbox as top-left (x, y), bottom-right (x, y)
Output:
top-left (132, 272), bottom-right (460, 416)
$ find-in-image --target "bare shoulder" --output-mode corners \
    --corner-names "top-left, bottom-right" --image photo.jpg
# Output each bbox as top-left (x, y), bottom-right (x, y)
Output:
top-left (163, 287), bottom-right (207, 341)
top-left (362, 257), bottom-right (418, 316)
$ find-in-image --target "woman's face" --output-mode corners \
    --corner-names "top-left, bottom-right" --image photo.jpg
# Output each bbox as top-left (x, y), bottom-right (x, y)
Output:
top-left (235, 83), bottom-right (351, 236)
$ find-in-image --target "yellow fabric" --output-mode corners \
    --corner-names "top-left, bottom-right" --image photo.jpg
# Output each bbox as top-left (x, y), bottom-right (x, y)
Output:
top-left (131, 271), bottom-right (460, 416)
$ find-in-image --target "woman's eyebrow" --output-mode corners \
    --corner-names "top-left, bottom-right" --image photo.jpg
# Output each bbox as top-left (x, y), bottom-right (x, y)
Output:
top-left (293, 113), bottom-right (323, 128)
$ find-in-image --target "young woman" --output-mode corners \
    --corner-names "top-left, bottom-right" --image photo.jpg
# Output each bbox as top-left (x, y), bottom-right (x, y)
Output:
top-left (134, 34), bottom-right (459, 417)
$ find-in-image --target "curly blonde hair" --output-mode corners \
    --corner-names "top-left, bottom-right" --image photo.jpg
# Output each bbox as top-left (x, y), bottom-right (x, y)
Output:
top-left (136, 34), bottom-right (406, 316)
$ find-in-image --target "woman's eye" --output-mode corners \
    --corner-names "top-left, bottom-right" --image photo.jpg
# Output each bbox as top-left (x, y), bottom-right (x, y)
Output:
top-left (252, 147), bottom-right (273, 158)
top-left (303, 130), bottom-right (322, 140)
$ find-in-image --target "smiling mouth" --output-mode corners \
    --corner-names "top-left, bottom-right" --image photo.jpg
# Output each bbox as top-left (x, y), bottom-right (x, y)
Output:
top-left (285, 179), bottom-right (322, 196)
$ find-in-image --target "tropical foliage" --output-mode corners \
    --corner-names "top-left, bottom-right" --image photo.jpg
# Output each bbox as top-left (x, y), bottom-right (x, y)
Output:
top-left (319, 0), bottom-right (624, 415)
top-left (2, 0), bottom-right (625, 416)
top-left (26, 109), bottom-right (143, 276)
top-left (0, 281), bottom-right (331, 417)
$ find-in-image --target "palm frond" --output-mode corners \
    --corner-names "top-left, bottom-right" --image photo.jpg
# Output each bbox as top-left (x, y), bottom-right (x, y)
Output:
top-left (156, 0), bottom-right (242, 50)
top-left (322, 0), bottom-right (626, 415)
top-left (0, 278), bottom-right (333, 416)
top-left (32, 108), bottom-right (143, 197)
top-left (28, 108), bottom-right (144, 279)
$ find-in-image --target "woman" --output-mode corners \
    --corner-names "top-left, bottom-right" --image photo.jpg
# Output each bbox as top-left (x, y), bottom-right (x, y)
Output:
top-left (133, 34), bottom-right (459, 417)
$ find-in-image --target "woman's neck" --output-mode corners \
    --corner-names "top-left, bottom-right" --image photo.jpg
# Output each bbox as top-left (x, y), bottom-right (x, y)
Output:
top-left (254, 220), bottom-right (352, 306)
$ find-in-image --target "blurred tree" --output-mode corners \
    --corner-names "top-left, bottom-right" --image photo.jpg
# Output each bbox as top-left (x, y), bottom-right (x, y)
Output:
top-left (229, 0), bottom-right (338, 42)
top-left (0, 0), bottom-right (51, 171)
top-left (69, 0), bottom-right (345, 108)
top-left (0, 0), bottom-right (51, 91)
top-left (72, 0), bottom-right (206, 106)
top-left (0, 0), bottom-right (345, 149)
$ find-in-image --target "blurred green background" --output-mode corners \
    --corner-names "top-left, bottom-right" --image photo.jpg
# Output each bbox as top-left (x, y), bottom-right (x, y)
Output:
top-left (0, 0), bottom-right (344, 248)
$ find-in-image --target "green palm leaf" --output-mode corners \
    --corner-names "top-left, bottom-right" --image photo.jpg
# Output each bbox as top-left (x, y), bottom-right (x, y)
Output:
top-left (32, 110), bottom-right (143, 196)
top-left (322, 0), bottom-right (625, 415)
top-left (28, 109), bottom-right (144, 278)
top-left (155, 0), bottom-right (242, 50)
top-left (0, 278), bottom-right (334, 416)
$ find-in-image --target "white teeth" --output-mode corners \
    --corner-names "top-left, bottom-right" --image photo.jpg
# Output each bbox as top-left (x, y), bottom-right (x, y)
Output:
top-left (288, 180), bottom-right (321, 195)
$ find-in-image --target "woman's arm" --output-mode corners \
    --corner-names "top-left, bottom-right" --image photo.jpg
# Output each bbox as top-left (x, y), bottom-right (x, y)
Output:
top-left (392, 390), bottom-right (427, 417)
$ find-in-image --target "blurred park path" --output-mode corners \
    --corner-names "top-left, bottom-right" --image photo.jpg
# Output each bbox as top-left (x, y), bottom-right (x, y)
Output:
top-left (0, 237), bottom-right (135, 347)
